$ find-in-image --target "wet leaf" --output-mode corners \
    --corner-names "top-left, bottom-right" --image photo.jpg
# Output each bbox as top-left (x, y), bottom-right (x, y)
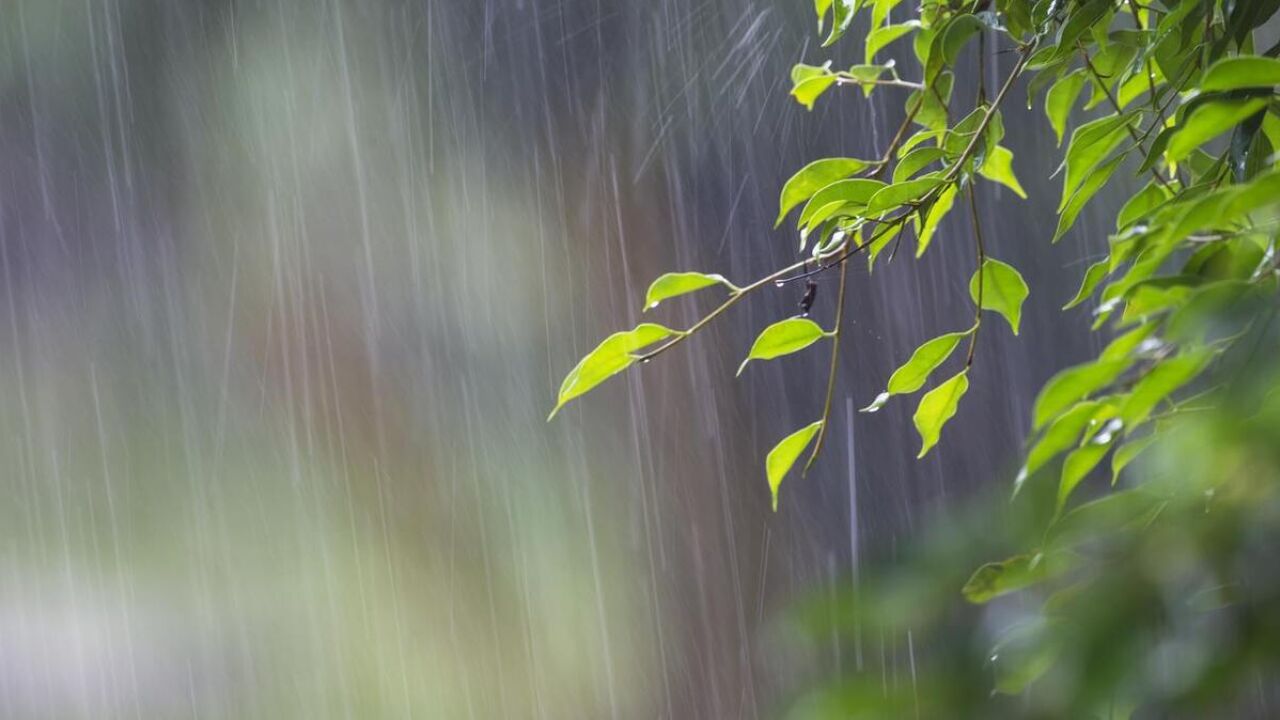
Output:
top-left (644, 272), bottom-right (735, 310)
top-left (738, 317), bottom-right (829, 376)
top-left (863, 328), bottom-right (972, 412)
top-left (916, 183), bottom-right (957, 256)
top-left (549, 324), bottom-right (677, 419)
top-left (914, 370), bottom-right (969, 458)
top-left (1033, 359), bottom-right (1131, 429)
top-left (1063, 259), bottom-right (1109, 310)
top-left (865, 176), bottom-right (946, 215)
top-left (963, 554), bottom-right (1045, 603)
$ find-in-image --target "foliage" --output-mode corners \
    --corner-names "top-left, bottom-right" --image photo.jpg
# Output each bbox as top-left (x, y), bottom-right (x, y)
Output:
top-left (551, 0), bottom-right (1280, 712)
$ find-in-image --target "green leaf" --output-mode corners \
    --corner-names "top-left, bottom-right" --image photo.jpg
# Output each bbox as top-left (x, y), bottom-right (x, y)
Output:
top-left (970, 258), bottom-right (1029, 334)
top-left (823, 0), bottom-right (856, 46)
top-left (643, 272), bottom-right (736, 310)
top-left (549, 323), bottom-right (677, 419)
top-left (1200, 56), bottom-right (1280, 93)
top-left (797, 178), bottom-right (887, 228)
top-left (865, 176), bottom-right (946, 215)
top-left (1116, 181), bottom-right (1171, 230)
top-left (916, 183), bottom-right (957, 257)
top-left (863, 328), bottom-right (972, 413)
top-left (894, 147), bottom-right (947, 183)
top-left (866, 22), bottom-right (921, 64)
top-left (1017, 400), bottom-right (1104, 495)
top-left (1033, 359), bottom-right (1132, 429)
top-left (963, 554), bottom-right (1046, 603)
top-left (872, 0), bottom-right (907, 30)
top-left (1118, 349), bottom-right (1213, 427)
top-left (767, 421), bottom-right (823, 511)
top-left (738, 317), bottom-right (830, 375)
top-left (1045, 70), bottom-right (1087, 146)
top-left (914, 370), bottom-right (969, 458)
top-left (1059, 114), bottom-right (1134, 212)
top-left (791, 69), bottom-right (839, 111)
top-left (1059, 440), bottom-right (1112, 509)
top-left (941, 14), bottom-right (985, 68)
top-left (1166, 98), bottom-right (1269, 163)
top-left (1053, 151), bottom-right (1127, 242)
top-left (978, 146), bottom-right (1027, 199)
top-left (777, 158), bottom-right (871, 226)
top-left (1111, 434), bottom-right (1157, 483)
top-left (1063, 259), bottom-right (1109, 310)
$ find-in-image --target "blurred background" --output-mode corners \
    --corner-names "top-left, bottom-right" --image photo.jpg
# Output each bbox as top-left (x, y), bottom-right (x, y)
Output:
top-left (0, 0), bottom-right (1135, 717)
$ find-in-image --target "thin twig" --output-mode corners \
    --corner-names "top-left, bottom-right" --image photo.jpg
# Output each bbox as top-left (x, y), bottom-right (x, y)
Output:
top-left (1079, 45), bottom-right (1173, 190)
top-left (633, 243), bottom-right (849, 363)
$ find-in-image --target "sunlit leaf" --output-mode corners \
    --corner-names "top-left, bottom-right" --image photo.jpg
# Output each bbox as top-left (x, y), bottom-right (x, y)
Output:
top-left (914, 370), bottom-right (969, 457)
top-left (894, 147), bottom-right (947, 183)
top-left (970, 258), bottom-right (1029, 334)
top-left (549, 324), bottom-right (677, 419)
top-left (644, 272), bottom-right (736, 311)
top-left (777, 158), bottom-right (871, 226)
top-left (738, 317), bottom-right (830, 376)
top-left (978, 146), bottom-right (1027, 199)
top-left (767, 421), bottom-right (823, 511)
top-left (797, 178), bottom-right (887, 228)
top-left (791, 64), bottom-right (839, 111)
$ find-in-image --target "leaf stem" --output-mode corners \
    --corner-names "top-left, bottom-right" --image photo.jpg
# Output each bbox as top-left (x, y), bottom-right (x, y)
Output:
top-left (966, 183), bottom-right (986, 369)
top-left (804, 254), bottom-right (850, 475)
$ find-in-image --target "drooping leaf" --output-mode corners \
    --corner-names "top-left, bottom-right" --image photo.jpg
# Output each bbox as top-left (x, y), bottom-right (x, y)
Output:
top-left (1064, 259), bottom-right (1110, 310)
top-left (549, 324), bottom-right (677, 419)
top-left (1053, 152), bottom-right (1127, 242)
top-left (644, 272), bottom-right (736, 310)
top-left (1059, 440), bottom-right (1113, 509)
top-left (1165, 98), bottom-right (1270, 163)
top-left (1059, 114), bottom-right (1135, 212)
top-left (914, 370), bottom-right (969, 457)
top-left (978, 146), bottom-right (1027, 199)
top-left (1045, 70), bottom-right (1087, 145)
top-left (916, 183), bottom-right (957, 256)
top-left (970, 258), bottom-right (1029, 334)
top-left (777, 158), bottom-right (871, 226)
top-left (1200, 55), bottom-right (1280, 92)
top-left (738, 317), bottom-right (830, 375)
top-left (767, 421), bottom-right (823, 510)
